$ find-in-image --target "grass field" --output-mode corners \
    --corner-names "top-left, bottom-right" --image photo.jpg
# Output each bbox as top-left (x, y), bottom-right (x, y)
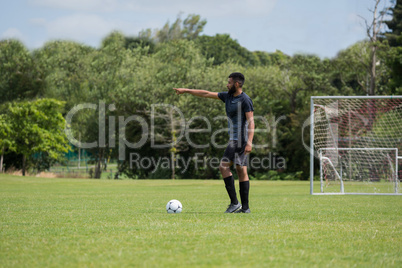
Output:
top-left (0, 174), bottom-right (401, 267)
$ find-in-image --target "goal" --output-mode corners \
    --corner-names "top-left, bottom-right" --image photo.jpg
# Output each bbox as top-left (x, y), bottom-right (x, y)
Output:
top-left (310, 96), bottom-right (402, 195)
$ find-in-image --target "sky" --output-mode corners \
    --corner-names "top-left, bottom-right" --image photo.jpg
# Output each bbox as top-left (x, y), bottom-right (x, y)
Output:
top-left (0, 0), bottom-right (394, 59)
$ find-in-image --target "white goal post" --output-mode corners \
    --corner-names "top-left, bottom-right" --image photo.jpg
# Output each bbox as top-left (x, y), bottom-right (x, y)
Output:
top-left (310, 96), bottom-right (402, 195)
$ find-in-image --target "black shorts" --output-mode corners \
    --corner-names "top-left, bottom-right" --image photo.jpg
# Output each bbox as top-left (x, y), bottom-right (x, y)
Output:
top-left (221, 140), bottom-right (248, 166)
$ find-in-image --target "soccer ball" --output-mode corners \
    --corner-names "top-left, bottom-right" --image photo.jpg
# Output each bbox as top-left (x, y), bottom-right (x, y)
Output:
top-left (166, 199), bottom-right (182, 214)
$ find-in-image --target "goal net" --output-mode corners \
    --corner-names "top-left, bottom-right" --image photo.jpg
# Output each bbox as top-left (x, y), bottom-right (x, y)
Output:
top-left (310, 96), bottom-right (402, 195)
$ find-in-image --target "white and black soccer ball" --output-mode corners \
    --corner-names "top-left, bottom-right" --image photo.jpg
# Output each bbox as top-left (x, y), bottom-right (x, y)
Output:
top-left (166, 199), bottom-right (182, 214)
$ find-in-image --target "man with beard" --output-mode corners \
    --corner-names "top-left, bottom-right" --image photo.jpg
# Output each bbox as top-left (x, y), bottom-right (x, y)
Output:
top-left (173, 72), bottom-right (254, 213)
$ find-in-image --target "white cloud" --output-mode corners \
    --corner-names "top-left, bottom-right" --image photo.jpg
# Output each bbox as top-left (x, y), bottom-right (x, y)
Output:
top-left (29, 0), bottom-right (277, 17)
top-left (1, 28), bottom-right (25, 41)
top-left (47, 14), bottom-right (118, 39)
top-left (129, 0), bottom-right (277, 17)
top-left (28, 0), bottom-right (119, 12)
top-left (30, 18), bottom-right (47, 26)
top-left (34, 13), bottom-right (140, 46)
top-left (25, 0), bottom-right (278, 47)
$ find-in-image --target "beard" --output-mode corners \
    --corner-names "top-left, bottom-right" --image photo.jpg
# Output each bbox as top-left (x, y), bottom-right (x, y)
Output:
top-left (228, 84), bottom-right (236, 94)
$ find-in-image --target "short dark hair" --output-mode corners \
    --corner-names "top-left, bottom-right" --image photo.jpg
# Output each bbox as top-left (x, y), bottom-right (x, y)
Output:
top-left (228, 72), bottom-right (245, 87)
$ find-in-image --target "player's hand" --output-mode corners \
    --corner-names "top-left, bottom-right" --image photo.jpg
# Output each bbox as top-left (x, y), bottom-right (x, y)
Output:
top-left (173, 88), bottom-right (186, 95)
top-left (245, 144), bottom-right (252, 154)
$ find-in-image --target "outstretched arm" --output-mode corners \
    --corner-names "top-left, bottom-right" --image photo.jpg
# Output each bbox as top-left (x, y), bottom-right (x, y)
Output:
top-left (173, 88), bottom-right (219, 99)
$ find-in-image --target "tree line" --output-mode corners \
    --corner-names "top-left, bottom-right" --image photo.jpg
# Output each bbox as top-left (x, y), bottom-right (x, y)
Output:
top-left (0, 2), bottom-right (401, 179)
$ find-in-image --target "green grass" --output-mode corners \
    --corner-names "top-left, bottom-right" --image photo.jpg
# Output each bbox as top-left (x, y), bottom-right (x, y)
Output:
top-left (314, 180), bottom-right (400, 194)
top-left (0, 175), bottom-right (401, 267)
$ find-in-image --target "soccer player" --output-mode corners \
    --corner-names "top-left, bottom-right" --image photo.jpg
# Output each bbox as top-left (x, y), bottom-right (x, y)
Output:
top-left (174, 72), bottom-right (254, 213)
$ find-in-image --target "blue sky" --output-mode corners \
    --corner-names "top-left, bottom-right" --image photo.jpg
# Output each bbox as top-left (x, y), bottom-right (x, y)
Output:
top-left (0, 0), bottom-right (394, 58)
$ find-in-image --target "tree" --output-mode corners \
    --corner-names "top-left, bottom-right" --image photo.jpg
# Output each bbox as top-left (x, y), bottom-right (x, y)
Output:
top-left (383, 42), bottom-right (402, 94)
top-left (331, 41), bottom-right (371, 95)
top-left (83, 31), bottom-right (132, 178)
top-left (384, 0), bottom-right (402, 46)
top-left (151, 105), bottom-right (187, 179)
top-left (155, 14), bottom-right (207, 43)
top-left (6, 99), bottom-right (70, 176)
top-left (383, 0), bottom-right (402, 93)
top-left (359, 0), bottom-right (392, 95)
top-left (124, 36), bottom-right (155, 54)
top-left (273, 55), bottom-right (334, 176)
top-left (279, 54), bottom-right (333, 113)
top-left (195, 34), bottom-right (259, 66)
top-left (33, 40), bottom-right (96, 173)
top-left (32, 40), bottom-right (94, 111)
top-left (182, 14), bottom-right (207, 40)
top-left (0, 113), bottom-right (15, 172)
top-left (252, 50), bottom-right (289, 66)
top-left (0, 40), bottom-right (43, 104)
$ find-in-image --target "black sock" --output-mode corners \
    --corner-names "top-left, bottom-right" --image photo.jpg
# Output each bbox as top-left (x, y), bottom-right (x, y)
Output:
top-left (239, 181), bottom-right (250, 210)
top-left (223, 176), bottom-right (238, 204)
